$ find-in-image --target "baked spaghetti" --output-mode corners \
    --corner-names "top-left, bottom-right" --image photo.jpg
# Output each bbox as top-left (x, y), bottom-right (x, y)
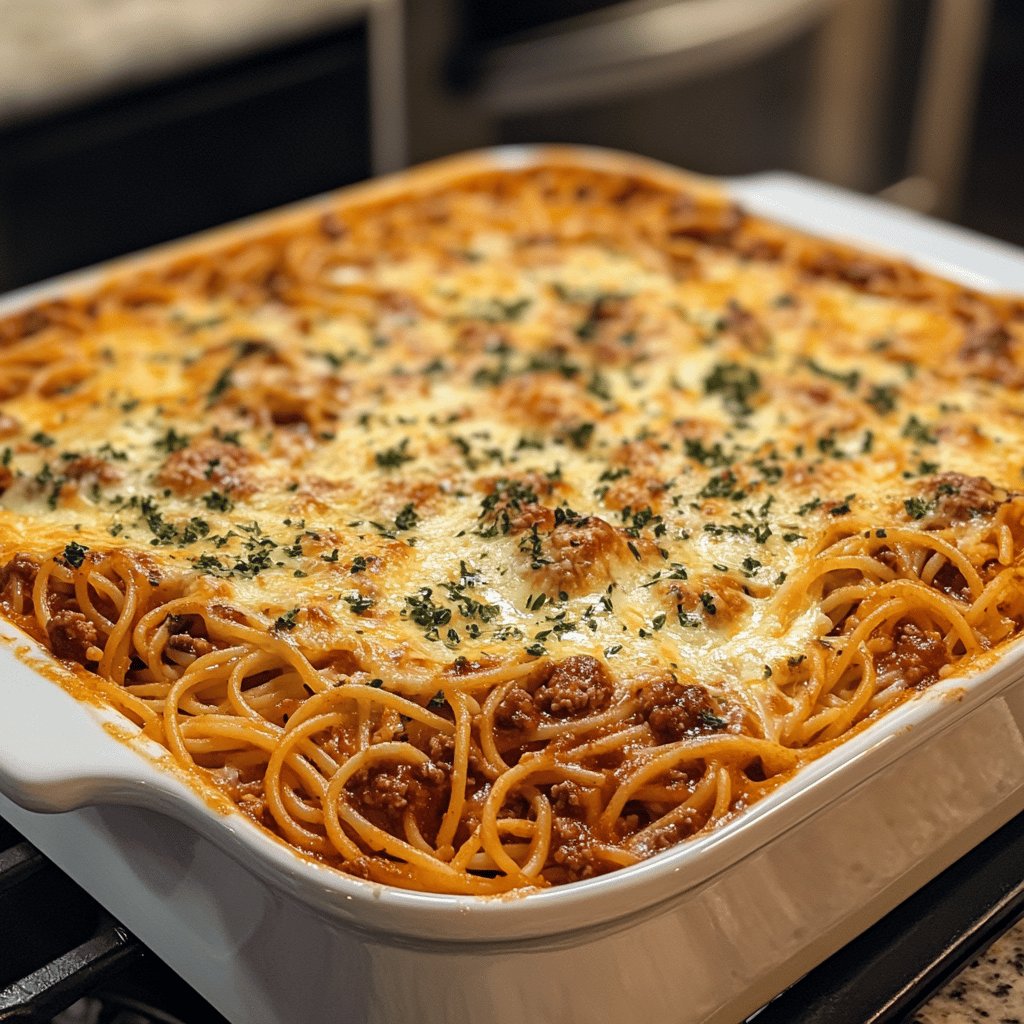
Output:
top-left (1, 151), bottom-right (1023, 893)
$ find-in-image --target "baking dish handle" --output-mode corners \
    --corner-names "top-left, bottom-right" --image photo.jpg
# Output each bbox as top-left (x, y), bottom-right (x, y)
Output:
top-left (0, 647), bottom-right (167, 814)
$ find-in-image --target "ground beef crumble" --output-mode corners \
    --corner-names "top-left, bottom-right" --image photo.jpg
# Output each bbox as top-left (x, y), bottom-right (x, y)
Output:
top-left (0, 553), bottom-right (40, 605)
top-left (493, 686), bottom-right (539, 731)
top-left (351, 760), bottom-right (447, 834)
top-left (549, 817), bottom-right (612, 882)
top-left (45, 609), bottom-right (99, 664)
top-left (533, 655), bottom-right (612, 717)
top-left (165, 613), bottom-right (216, 657)
top-left (878, 621), bottom-right (948, 687)
top-left (639, 678), bottom-right (722, 742)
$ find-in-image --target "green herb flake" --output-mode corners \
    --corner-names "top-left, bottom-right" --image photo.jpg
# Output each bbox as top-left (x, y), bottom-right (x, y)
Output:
top-left (904, 496), bottom-right (936, 520)
top-left (375, 438), bottom-right (415, 470)
top-left (62, 541), bottom-right (89, 568)
top-left (274, 607), bottom-right (300, 631)
top-left (394, 503), bottom-right (419, 532)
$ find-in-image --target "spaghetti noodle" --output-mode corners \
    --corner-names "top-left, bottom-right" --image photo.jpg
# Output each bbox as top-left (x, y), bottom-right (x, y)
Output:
top-left (1, 152), bottom-right (1023, 893)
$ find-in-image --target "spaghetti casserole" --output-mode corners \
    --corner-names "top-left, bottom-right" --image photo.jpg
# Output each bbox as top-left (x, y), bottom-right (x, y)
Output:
top-left (1, 152), bottom-right (1023, 893)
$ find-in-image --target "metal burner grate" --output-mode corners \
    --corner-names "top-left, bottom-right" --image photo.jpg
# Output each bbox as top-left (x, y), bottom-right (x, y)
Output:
top-left (0, 818), bottom-right (226, 1024)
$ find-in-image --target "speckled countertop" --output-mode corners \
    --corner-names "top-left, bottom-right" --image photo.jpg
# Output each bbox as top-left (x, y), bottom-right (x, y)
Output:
top-left (913, 921), bottom-right (1024, 1024)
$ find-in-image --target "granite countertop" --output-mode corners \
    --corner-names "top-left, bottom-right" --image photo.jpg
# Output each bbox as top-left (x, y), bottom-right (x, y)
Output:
top-left (0, 0), bottom-right (369, 126)
top-left (913, 920), bottom-right (1024, 1024)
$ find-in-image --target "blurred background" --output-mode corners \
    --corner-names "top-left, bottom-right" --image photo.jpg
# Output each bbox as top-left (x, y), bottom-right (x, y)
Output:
top-left (0, 0), bottom-right (1020, 293)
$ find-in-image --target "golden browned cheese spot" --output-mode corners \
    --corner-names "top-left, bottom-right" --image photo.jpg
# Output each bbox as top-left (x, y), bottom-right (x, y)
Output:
top-left (720, 299), bottom-right (771, 354)
top-left (612, 438), bottom-right (667, 472)
top-left (0, 413), bottom-right (20, 438)
top-left (292, 474), bottom-right (346, 513)
top-left (601, 473), bottom-right (668, 513)
top-left (454, 322), bottom-right (511, 354)
top-left (156, 440), bottom-right (257, 498)
top-left (62, 455), bottom-right (124, 487)
top-left (916, 472), bottom-right (1005, 530)
top-left (380, 477), bottom-right (444, 511)
top-left (495, 371), bottom-right (601, 429)
top-left (957, 322), bottom-right (1024, 386)
top-left (526, 514), bottom-right (626, 596)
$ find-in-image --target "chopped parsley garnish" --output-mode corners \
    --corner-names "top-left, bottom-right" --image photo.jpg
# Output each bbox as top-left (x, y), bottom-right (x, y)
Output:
top-left (274, 608), bottom-right (300, 631)
top-left (586, 371), bottom-right (613, 401)
top-left (697, 709), bottom-right (728, 730)
top-left (828, 494), bottom-right (856, 516)
top-left (203, 490), bottom-right (233, 512)
top-left (904, 496), bottom-right (936, 520)
top-left (564, 422), bottom-right (595, 449)
top-left (207, 368), bottom-right (234, 403)
top-left (802, 357), bottom-right (860, 391)
top-left (698, 470), bottom-right (746, 501)
top-left (866, 384), bottom-right (899, 414)
top-left (403, 589), bottom-right (452, 638)
top-left (394, 503), bottom-right (419, 531)
top-left (703, 362), bottom-right (761, 417)
top-left (441, 566), bottom-right (500, 624)
top-left (138, 497), bottom-right (209, 546)
top-left (902, 415), bottom-right (937, 445)
top-left (154, 428), bottom-right (191, 453)
top-left (471, 297), bottom-right (532, 322)
top-left (375, 438), bottom-right (415, 470)
top-left (684, 438), bottom-right (733, 468)
top-left (62, 541), bottom-right (89, 568)
top-left (343, 593), bottom-right (375, 614)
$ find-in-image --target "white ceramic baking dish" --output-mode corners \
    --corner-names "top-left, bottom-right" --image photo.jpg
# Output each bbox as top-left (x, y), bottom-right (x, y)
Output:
top-left (1, 147), bottom-right (1023, 1024)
